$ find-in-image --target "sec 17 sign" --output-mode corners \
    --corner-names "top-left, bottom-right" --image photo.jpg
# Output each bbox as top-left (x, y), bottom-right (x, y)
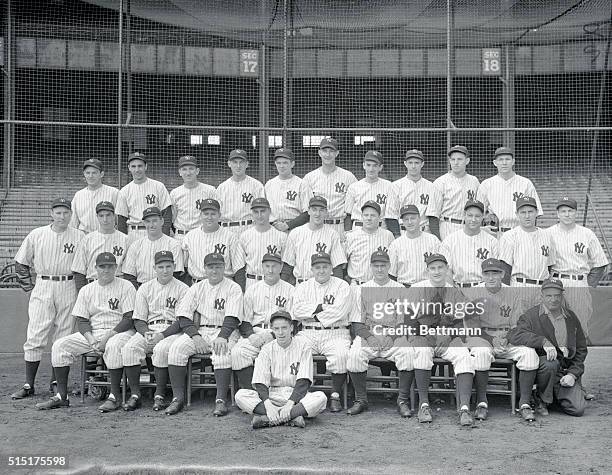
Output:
top-left (240, 49), bottom-right (259, 76)
top-left (482, 48), bottom-right (501, 76)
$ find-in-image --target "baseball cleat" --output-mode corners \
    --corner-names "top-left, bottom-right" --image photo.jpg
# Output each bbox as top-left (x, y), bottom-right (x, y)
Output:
top-left (152, 395), bottom-right (167, 411)
top-left (251, 415), bottom-right (270, 429)
top-left (519, 404), bottom-right (536, 422)
top-left (289, 416), bottom-right (306, 428)
top-left (123, 395), bottom-right (141, 411)
top-left (475, 403), bottom-right (488, 421)
top-left (165, 398), bottom-right (184, 415)
top-left (49, 380), bottom-right (58, 394)
top-left (213, 398), bottom-right (228, 417)
top-left (585, 392), bottom-right (595, 401)
top-left (397, 400), bottom-right (412, 418)
top-left (98, 397), bottom-right (120, 413)
top-left (347, 400), bottom-right (368, 415)
top-left (535, 401), bottom-right (549, 417)
top-left (36, 396), bottom-right (69, 410)
top-left (459, 408), bottom-right (473, 427)
top-left (11, 385), bottom-right (35, 400)
top-left (417, 403), bottom-right (433, 423)
top-left (329, 397), bottom-right (343, 413)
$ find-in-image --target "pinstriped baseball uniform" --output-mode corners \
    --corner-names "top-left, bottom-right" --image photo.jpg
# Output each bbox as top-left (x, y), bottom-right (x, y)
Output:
top-left (235, 338), bottom-right (327, 417)
top-left (70, 185), bottom-right (119, 234)
top-left (476, 174), bottom-right (543, 230)
top-left (216, 175), bottom-right (265, 233)
top-left (170, 182), bottom-right (218, 238)
top-left (284, 225), bottom-right (347, 281)
top-left (235, 227), bottom-right (287, 285)
top-left (232, 278), bottom-right (294, 370)
top-left (345, 228), bottom-right (395, 283)
top-left (439, 230), bottom-right (498, 285)
top-left (265, 175), bottom-right (312, 223)
top-left (71, 230), bottom-right (128, 279)
top-left (388, 232), bottom-right (441, 285)
top-left (15, 225), bottom-right (84, 361)
top-left (388, 177), bottom-right (442, 229)
top-left (167, 277), bottom-right (243, 368)
top-left (182, 227), bottom-right (239, 279)
top-left (344, 178), bottom-right (396, 224)
top-left (122, 234), bottom-right (184, 284)
top-left (432, 173), bottom-right (480, 240)
top-left (51, 278), bottom-right (136, 368)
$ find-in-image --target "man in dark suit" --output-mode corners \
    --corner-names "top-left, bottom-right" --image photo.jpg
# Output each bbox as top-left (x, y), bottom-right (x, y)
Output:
top-left (510, 278), bottom-right (587, 417)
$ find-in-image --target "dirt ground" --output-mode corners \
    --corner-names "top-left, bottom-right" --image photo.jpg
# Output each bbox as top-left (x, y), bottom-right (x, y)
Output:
top-left (1, 349), bottom-right (611, 475)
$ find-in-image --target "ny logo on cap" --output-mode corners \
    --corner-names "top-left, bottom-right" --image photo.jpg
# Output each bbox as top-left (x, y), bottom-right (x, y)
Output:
top-left (376, 194), bottom-right (387, 205)
top-left (377, 246), bottom-right (388, 253)
top-left (242, 193), bottom-right (254, 204)
top-left (275, 296), bottom-right (287, 307)
top-left (467, 190), bottom-right (476, 201)
top-left (500, 305), bottom-right (511, 319)
top-left (513, 192), bottom-right (524, 202)
top-left (423, 251), bottom-right (433, 262)
top-left (541, 245), bottom-right (549, 257)
top-left (166, 297), bottom-right (177, 310)
top-left (267, 245), bottom-right (278, 254)
top-left (286, 190), bottom-right (298, 201)
top-left (112, 246), bottom-right (124, 257)
top-left (476, 248), bottom-right (490, 260)
top-left (574, 242), bottom-right (585, 254)
top-left (420, 194), bottom-right (429, 205)
top-left (63, 243), bottom-right (75, 254)
top-left (214, 243), bottom-right (226, 254)
top-left (145, 194), bottom-right (156, 205)
top-left (108, 298), bottom-right (120, 310)
top-left (315, 242), bottom-right (327, 253)
top-left (323, 294), bottom-right (335, 305)
top-left (214, 298), bottom-right (226, 310)
top-left (334, 183), bottom-right (346, 193)
top-left (289, 362), bottom-right (300, 376)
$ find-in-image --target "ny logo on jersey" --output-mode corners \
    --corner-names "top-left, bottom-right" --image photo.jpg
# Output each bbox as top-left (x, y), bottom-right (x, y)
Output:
top-left (512, 192), bottom-right (524, 202)
top-left (112, 245), bottom-right (124, 257)
top-left (334, 182), bottom-right (346, 193)
top-left (467, 190), bottom-right (476, 201)
top-left (241, 193), bottom-right (254, 204)
top-left (214, 298), bottom-right (226, 310)
top-left (476, 248), bottom-right (489, 260)
top-left (377, 246), bottom-right (388, 253)
top-left (423, 251), bottom-right (433, 262)
top-left (267, 245), bottom-right (279, 254)
top-left (376, 194), bottom-right (387, 205)
top-left (214, 243), bottom-right (227, 254)
top-left (195, 199), bottom-right (205, 211)
top-left (276, 296), bottom-right (288, 307)
top-left (108, 298), bottom-right (120, 310)
top-left (289, 362), bottom-right (300, 375)
top-left (500, 305), bottom-right (511, 319)
top-left (286, 190), bottom-right (298, 201)
top-left (145, 194), bottom-right (156, 205)
top-left (165, 297), bottom-right (178, 310)
top-left (420, 194), bottom-right (429, 205)
top-left (63, 243), bottom-right (75, 254)
top-left (574, 242), bottom-right (585, 254)
top-left (541, 245), bottom-right (549, 257)
top-left (323, 294), bottom-right (335, 305)
top-left (315, 242), bottom-right (327, 253)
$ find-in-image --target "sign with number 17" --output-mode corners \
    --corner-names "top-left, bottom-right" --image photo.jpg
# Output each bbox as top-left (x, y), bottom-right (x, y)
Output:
top-left (240, 49), bottom-right (259, 77)
top-left (482, 48), bottom-right (502, 76)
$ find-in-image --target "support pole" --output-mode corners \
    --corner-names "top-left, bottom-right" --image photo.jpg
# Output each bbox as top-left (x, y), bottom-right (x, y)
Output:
top-left (446, 0), bottom-right (454, 150)
top-left (118, 0), bottom-right (124, 188)
top-left (126, 0), bottom-right (132, 155)
top-left (258, 0), bottom-right (268, 182)
top-left (3, 0), bottom-right (15, 189)
top-left (282, 0), bottom-right (288, 146)
top-left (503, 45), bottom-right (515, 151)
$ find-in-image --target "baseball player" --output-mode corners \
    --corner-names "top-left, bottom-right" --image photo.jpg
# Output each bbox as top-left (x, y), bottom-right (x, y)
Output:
top-left (181, 198), bottom-right (239, 283)
top-left (232, 252), bottom-right (294, 389)
top-left (344, 150), bottom-right (399, 233)
top-left (409, 254), bottom-right (475, 426)
top-left (432, 146), bottom-right (480, 240)
top-left (116, 152), bottom-right (172, 246)
top-left (163, 252), bottom-right (243, 416)
top-left (346, 250), bottom-right (415, 417)
top-left (463, 258), bottom-right (539, 422)
top-left (282, 196), bottom-right (347, 284)
top-left (70, 159), bottom-right (119, 234)
top-left (439, 200), bottom-right (498, 288)
top-left (71, 201), bottom-right (128, 293)
top-left (170, 155), bottom-right (218, 241)
top-left (546, 197), bottom-right (609, 337)
top-left (302, 137), bottom-right (357, 239)
top-left (216, 149), bottom-right (265, 235)
top-left (498, 196), bottom-right (556, 310)
top-left (265, 148), bottom-right (312, 232)
top-left (388, 205), bottom-right (441, 287)
top-left (122, 207), bottom-right (184, 288)
top-left (292, 252), bottom-right (353, 412)
top-left (233, 197), bottom-right (287, 291)
top-left (477, 147), bottom-right (543, 234)
top-left (345, 201), bottom-right (395, 285)
top-left (235, 310), bottom-right (328, 429)
top-left (103, 250), bottom-right (189, 412)
top-left (34, 252), bottom-right (136, 410)
top-left (11, 198), bottom-right (84, 400)
top-left (388, 149), bottom-right (441, 238)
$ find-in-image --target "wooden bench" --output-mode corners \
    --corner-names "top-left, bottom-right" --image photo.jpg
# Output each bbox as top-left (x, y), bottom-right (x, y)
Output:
top-left (310, 354), bottom-right (348, 409)
top-left (186, 354), bottom-right (237, 407)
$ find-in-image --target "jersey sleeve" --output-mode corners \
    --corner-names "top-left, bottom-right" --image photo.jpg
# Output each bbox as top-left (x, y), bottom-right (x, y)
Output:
top-left (70, 198), bottom-right (80, 230)
top-left (225, 283), bottom-right (244, 321)
top-left (476, 181), bottom-right (490, 211)
top-left (226, 231), bottom-right (240, 275)
top-left (296, 343), bottom-right (314, 382)
top-left (122, 242), bottom-right (139, 276)
top-left (251, 344), bottom-right (272, 387)
top-left (14, 230), bottom-right (36, 267)
top-left (255, 180), bottom-right (265, 199)
top-left (233, 234), bottom-right (248, 271)
top-left (587, 230), bottom-right (610, 268)
top-left (170, 239), bottom-right (185, 272)
top-left (115, 187), bottom-right (129, 217)
top-left (388, 241), bottom-right (399, 277)
top-left (242, 287), bottom-right (255, 323)
top-left (526, 180), bottom-right (543, 217)
top-left (283, 231), bottom-right (297, 266)
top-left (348, 286), bottom-right (363, 323)
top-left (299, 179), bottom-right (313, 212)
top-left (426, 182), bottom-right (443, 218)
top-left (291, 284), bottom-right (318, 321)
top-left (156, 182), bottom-right (172, 210)
top-left (71, 237), bottom-right (88, 274)
top-left (122, 283), bottom-right (137, 313)
top-left (175, 285), bottom-right (199, 320)
top-left (132, 285), bottom-right (149, 321)
top-left (344, 183), bottom-right (357, 214)
top-left (497, 232), bottom-right (514, 266)
top-left (71, 285), bottom-right (91, 319)
top-left (329, 230), bottom-right (348, 266)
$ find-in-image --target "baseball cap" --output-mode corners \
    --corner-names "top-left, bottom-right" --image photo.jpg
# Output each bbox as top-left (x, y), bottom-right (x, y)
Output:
top-left (83, 158), bottom-right (103, 171)
top-left (178, 155), bottom-right (197, 168)
top-left (154, 250), bottom-right (174, 265)
top-left (361, 200), bottom-right (381, 215)
top-left (204, 253), bottom-right (225, 266)
top-left (251, 197), bottom-right (271, 209)
top-left (405, 149), bottom-right (424, 161)
top-left (425, 253), bottom-right (448, 266)
top-left (309, 195), bottom-right (328, 208)
top-left (311, 252), bottom-right (332, 266)
top-left (229, 149), bottom-right (248, 161)
top-left (128, 151), bottom-right (147, 164)
top-left (269, 309), bottom-right (293, 325)
top-left (319, 137), bottom-right (338, 150)
top-left (364, 150), bottom-right (383, 164)
top-left (481, 258), bottom-right (505, 273)
top-left (142, 206), bottom-right (162, 220)
top-left (516, 196), bottom-right (537, 211)
top-left (541, 278), bottom-right (564, 291)
top-left (274, 148), bottom-right (294, 161)
top-left (494, 147), bottom-right (514, 158)
top-left (556, 196), bottom-right (577, 210)
top-left (199, 198), bottom-right (220, 212)
top-left (96, 252), bottom-right (116, 266)
top-left (464, 199), bottom-right (484, 213)
top-left (51, 198), bottom-right (71, 210)
top-left (262, 253), bottom-right (282, 264)
top-left (370, 250), bottom-right (390, 264)
top-left (96, 201), bottom-right (115, 213)
top-left (400, 204), bottom-right (420, 218)
top-left (448, 145), bottom-right (469, 157)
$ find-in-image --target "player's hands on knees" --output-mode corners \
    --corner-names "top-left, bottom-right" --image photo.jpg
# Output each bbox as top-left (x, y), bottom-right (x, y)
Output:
top-left (559, 346), bottom-right (569, 358)
top-left (542, 339), bottom-right (557, 361)
top-left (380, 335), bottom-right (395, 351)
top-left (560, 373), bottom-right (576, 387)
top-left (366, 335), bottom-right (383, 352)
top-left (192, 335), bottom-right (211, 354)
top-left (264, 399), bottom-right (281, 425)
top-left (248, 334), bottom-right (265, 348)
top-left (212, 337), bottom-right (228, 355)
top-left (278, 400), bottom-right (295, 423)
top-left (97, 331), bottom-right (115, 353)
top-left (273, 221), bottom-right (289, 232)
top-left (492, 336), bottom-right (508, 350)
top-left (146, 331), bottom-right (164, 352)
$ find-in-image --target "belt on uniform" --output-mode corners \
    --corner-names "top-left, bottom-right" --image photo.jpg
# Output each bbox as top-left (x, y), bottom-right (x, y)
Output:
top-left (253, 323), bottom-right (271, 329)
top-left (246, 273), bottom-right (264, 280)
top-left (353, 221), bottom-right (381, 227)
top-left (175, 229), bottom-right (188, 235)
top-left (552, 272), bottom-right (585, 281)
top-left (40, 275), bottom-right (74, 282)
top-left (199, 324), bottom-right (221, 328)
top-left (129, 225), bottom-right (146, 230)
top-left (192, 277), bottom-right (204, 283)
top-left (515, 277), bottom-right (544, 285)
top-left (401, 283), bottom-right (411, 288)
top-left (491, 226), bottom-right (511, 232)
top-left (303, 325), bottom-right (348, 330)
top-left (455, 281), bottom-right (480, 288)
top-left (150, 319), bottom-right (174, 326)
top-left (87, 278), bottom-right (95, 283)
top-left (324, 218), bottom-right (343, 225)
top-left (481, 326), bottom-right (510, 333)
top-left (441, 216), bottom-right (463, 225)
top-left (220, 220), bottom-right (253, 227)
top-left (401, 224), bottom-right (428, 231)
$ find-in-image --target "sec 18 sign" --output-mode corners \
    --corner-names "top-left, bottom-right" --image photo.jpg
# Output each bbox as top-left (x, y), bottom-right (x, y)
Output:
top-left (240, 49), bottom-right (259, 76)
top-left (482, 48), bottom-right (502, 76)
